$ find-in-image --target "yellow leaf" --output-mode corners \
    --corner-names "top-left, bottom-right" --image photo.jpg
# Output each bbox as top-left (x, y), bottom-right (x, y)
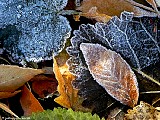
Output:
top-left (53, 49), bottom-right (91, 112)
top-left (53, 58), bottom-right (71, 108)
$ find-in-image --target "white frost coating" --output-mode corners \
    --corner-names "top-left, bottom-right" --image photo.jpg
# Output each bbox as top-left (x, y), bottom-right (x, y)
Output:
top-left (45, 0), bottom-right (68, 11)
top-left (1, 0), bottom-right (71, 63)
top-left (155, 0), bottom-right (160, 7)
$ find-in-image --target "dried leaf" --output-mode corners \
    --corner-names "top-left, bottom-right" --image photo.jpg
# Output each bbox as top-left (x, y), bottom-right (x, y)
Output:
top-left (77, 0), bottom-right (157, 17)
top-left (0, 102), bottom-right (18, 118)
top-left (20, 85), bottom-right (44, 116)
top-left (0, 90), bottom-right (21, 99)
top-left (31, 75), bottom-right (57, 98)
top-left (124, 101), bottom-right (160, 120)
top-left (54, 54), bottom-right (90, 111)
top-left (80, 7), bottom-right (111, 23)
top-left (0, 65), bottom-right (44, 92)
top-left (53, 58), bottom-right (71, 108)
top-left (80, 43), bottom-right (139, 107)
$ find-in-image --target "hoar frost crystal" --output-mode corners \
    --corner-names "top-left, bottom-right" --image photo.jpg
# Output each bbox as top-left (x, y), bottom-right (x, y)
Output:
top-left (0, 0), bottom-right (71, 63)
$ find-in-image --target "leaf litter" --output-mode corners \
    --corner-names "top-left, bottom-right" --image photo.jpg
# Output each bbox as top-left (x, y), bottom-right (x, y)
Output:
top-left (0, 0), bottom-right (160, 119)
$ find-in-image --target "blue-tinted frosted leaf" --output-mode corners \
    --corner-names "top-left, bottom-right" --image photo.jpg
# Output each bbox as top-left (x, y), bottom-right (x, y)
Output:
top-left (1, 0), bottom-right (71, 63)
top-left (68, 11), bottom-right (160, 69)
top-left (0, 0), bottom-right (26, 28)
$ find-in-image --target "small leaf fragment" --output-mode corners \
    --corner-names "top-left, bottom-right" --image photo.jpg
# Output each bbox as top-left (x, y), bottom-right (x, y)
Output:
top-left (80, 43), bottom-right (139, 107)
top-left (80, 7), bottom-right (111, 23)
top-left (30, 75), bottom-right (57, 98)
top-left (20, 85), bottom-right (44, 116)
top-left (124, 101), bottom-right (160, 120)
top-left (0, 90), bottom-right (21, 99)
top-left (0, 65), bottom-right (44, 92)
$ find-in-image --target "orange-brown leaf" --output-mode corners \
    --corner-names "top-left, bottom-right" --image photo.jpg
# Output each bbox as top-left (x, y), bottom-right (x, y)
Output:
top-left (20, 85), bottom-right (44, 116)
top-left (77, 0), bottom-right (156, 17)
top-left (0, 65), bottom-right (44, 92)
top-left (80, 43), bottom-right (139, 107)
top-left (81, 7), bottom-right (111, 23)
top-left (0, 90), bottom-right (21, 99)
top-left (31, 75), bottom-right (57, 98)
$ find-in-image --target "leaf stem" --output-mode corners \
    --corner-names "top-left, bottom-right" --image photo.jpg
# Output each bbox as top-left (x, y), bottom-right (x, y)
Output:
top-left (58, 10), bottom-right (82, 16)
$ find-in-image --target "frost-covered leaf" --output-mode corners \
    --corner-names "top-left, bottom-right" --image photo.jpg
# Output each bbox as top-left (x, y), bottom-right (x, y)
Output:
top-left (80, 43), bottom-right (139, 107)
top-left (1, 0), bottom-right (71, 63)
top-left (68, 11), bottom-right (160, 70)
top-left (66, 11), bottom-right (159, 116)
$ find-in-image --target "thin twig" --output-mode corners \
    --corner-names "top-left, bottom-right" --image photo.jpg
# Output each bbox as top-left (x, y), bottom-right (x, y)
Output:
top-left (0, 57), bottom-right (11, 65)
top-left (124, 0), bottom-right (155, 12)
top-left (133, 68), bottom-right (160, 86)
top-left (140, 91), bottom-right (160, 94)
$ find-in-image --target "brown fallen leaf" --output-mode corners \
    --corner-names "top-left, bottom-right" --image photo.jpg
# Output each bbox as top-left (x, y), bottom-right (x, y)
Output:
top-left (30, 74), bottom-right (57, 98)
top-left (0, 102), bottom-right (19, 118)
top-left (0, 65), bottom-right (44, 92)
top-left (20, 85), bottom-right (44, 116)
top-left (80, 43), bottom-right (139, 107)
top-left (77, 0), bottom-right (157, 18)
top-left (80, 7), bottom-right (111, 23)
top-left (124, 101), bottom-right (160, 120)
top-left (0, 90), bottom-right (21, 99)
